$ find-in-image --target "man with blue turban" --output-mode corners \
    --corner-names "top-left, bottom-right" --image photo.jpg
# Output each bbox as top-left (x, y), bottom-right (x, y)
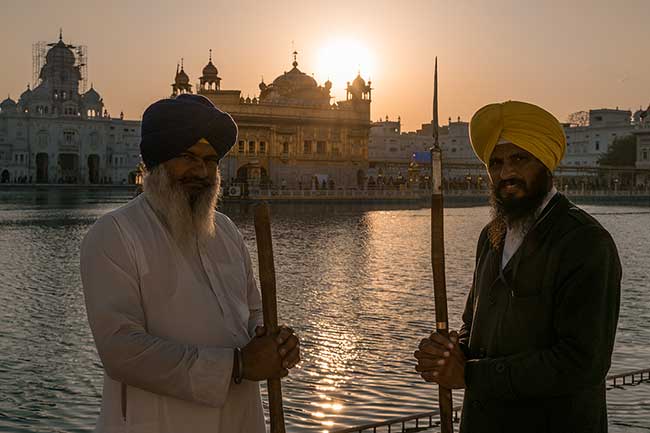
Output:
top-left (80, 94), bottom-right (300, 432)
top-left (415, 101), bottom-right (621, 432)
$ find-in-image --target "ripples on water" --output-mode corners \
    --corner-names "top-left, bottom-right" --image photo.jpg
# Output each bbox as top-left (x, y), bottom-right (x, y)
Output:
top-left (0, 190), bottom-right (648, 432)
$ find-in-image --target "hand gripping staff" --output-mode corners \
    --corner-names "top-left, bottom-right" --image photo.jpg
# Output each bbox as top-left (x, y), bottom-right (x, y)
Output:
top-left (254, 203), bottom-right (286, 433)
top-left (431, 57), bottom-right (453, 433)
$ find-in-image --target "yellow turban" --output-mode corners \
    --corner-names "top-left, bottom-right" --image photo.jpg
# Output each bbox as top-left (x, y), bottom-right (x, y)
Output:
top-left (469, 101), bottom-right (566, 171)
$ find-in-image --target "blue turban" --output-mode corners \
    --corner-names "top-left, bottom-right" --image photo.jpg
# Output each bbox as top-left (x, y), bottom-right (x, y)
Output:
top-left (139, 94), bottom-right (238, 169)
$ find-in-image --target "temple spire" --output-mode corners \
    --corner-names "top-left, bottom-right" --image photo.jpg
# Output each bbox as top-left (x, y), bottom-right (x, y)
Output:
top-left (292, 50), bottom-right (298, 68)
top-left (59, 28), bottom-right (63, 41)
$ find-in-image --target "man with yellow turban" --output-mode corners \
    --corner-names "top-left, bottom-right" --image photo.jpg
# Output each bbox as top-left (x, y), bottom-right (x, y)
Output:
top-left (414, 101), bottom-right (621, 432)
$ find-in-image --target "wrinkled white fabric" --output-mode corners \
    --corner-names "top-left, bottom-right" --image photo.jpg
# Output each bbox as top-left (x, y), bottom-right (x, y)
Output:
top-left (80, 194), bottom-right (265, 433)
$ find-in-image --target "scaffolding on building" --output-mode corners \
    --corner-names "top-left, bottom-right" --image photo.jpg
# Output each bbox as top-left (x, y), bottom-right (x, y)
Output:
top-left (76, 44), bottom-right (88, 94)
top-left (31, 39), bottom-right (88, 93)
top-left (32, 41), bottom-right (47, 88)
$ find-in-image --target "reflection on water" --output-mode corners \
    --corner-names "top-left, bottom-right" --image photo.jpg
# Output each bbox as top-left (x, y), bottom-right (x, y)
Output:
top-left (0, 190), bottom-right (649, 432)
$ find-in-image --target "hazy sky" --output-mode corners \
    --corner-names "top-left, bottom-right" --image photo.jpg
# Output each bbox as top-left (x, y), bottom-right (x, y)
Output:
top-left (2, 0), bottom-right (648, 131)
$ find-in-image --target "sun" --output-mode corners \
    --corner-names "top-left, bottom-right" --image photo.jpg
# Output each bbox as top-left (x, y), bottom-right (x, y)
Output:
top-left (316, 39), bottom-right (375, 100)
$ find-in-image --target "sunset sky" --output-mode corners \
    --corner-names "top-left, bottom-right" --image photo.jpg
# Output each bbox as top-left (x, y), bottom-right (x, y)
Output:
top-left (2, 0), bottom-right (648, 131)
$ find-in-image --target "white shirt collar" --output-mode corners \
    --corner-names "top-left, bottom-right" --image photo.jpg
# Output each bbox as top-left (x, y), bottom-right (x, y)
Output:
top-left (502, 186), bottom-right (558, 269)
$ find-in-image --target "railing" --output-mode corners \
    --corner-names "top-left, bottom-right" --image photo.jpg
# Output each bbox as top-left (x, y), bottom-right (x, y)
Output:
top-left (226, 187), bottom-right (650, 202)
top-left (607, 367), bottom-right (650, 388)
top-left (243, 188), bottom-right (429, 200)
top-left (332, 406), bottom-right (463, 433)
top-left (332, 368), bottom-right (650, 433)
top-left (564, 189), bottom-right (650, 196)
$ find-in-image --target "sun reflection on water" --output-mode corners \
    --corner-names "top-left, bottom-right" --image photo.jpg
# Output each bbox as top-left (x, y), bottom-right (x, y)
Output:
top-left (2, 197), bottom-right (648, 432)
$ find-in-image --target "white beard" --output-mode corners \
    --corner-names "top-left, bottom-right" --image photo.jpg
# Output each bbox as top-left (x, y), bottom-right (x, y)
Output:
top-left (143, 165), bottom-right (221, 251)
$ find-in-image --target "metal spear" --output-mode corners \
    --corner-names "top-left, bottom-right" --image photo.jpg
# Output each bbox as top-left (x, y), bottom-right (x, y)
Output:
top-left (430, 57), bottom-right (453, 433)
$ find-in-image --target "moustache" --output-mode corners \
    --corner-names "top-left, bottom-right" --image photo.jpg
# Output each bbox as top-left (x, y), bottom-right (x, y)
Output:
top-left (497, 178), bottom-right (527, 191)
top-left (179, 178), bottom-right (214, 188)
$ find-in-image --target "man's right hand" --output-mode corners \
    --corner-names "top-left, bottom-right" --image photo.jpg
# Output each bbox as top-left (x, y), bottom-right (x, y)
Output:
top-left (240, 334), bottom-right (287, 381)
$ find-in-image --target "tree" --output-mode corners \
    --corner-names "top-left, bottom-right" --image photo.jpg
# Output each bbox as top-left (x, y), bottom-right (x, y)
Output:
top-left (567, 111), bottom-right (589, 127)
top-left (598, 135), bottom-right (637, 166)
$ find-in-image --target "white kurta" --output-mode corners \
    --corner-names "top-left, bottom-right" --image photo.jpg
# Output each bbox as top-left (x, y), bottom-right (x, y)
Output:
top-left (80, 194), bottom-right (265, 433)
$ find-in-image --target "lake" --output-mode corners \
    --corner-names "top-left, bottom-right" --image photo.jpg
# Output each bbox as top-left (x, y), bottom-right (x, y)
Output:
top-left (0, 190), bottom-right (648, 432)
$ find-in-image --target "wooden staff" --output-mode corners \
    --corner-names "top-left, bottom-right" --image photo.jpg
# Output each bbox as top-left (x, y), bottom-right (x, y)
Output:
top-left (254, 202), bottom-right (286, 433)
top-left (430, 57), bottom-right (453, 433)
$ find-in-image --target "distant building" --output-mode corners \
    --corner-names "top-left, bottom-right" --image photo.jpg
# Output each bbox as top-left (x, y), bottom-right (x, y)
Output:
top-left (416, 117), bottom-right (485, 185)
top-left (562, 108), bottom-right (635, 167)
top-left (633, 105), bottom-right (650, 186)
top-left (368, 117), bottom-right (432, 185)
top-left (417, 117), bottom-right (478, 165)
top-left (173, 51), bottom-right (372, 190)
top-left (0, 32), bottom-right (140, 185)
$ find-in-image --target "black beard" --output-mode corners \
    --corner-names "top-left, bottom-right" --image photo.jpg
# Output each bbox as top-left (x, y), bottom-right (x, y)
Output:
top-left (487, 170), bottom-right (551, 249)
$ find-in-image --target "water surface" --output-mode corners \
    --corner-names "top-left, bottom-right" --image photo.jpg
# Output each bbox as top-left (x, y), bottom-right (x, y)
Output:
top-left (0, 190), bottom-right (648, 431)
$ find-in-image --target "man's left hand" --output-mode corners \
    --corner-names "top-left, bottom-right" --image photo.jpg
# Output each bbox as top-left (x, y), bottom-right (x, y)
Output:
top-left (414, 330), bottom-right (466, 389)
top-left (255, 325), bottom-right (300, 369)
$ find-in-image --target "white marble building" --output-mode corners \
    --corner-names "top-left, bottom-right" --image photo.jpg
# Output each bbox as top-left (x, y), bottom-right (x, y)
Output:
top-left (633, 105), bottom-right (650, 188)
top-left (634, 106), bottom-right (650, 169)
top-left (562, 109), bottom-right (635, 167)
top-left (367, 116), bottom-right (485, 186)
top-left (368, 117), bottom-right (432, 182)
top-left (0, 33), bottom-right (140, 184)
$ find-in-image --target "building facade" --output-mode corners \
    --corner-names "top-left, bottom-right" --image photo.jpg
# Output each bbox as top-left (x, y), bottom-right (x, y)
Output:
top-left (633, 105), bottom-right (650, 187)
top-left (0, 33), bottom-right (140, 185)
top-left (634, 105), bottom-right (650, 169)
top-left (562, 108), bottom-right (635, 167)
top-left (368, 117), bottom-right (433, 185)
top-left (173, 51), bottom-right (372, 190)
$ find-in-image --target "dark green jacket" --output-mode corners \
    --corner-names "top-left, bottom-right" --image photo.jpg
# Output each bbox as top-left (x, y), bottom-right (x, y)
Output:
top-left (459, 193), bottom-right (621, 433)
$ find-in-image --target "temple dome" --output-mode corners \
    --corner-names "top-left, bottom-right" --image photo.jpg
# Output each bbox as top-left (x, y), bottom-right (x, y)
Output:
top-left (176, 68), bottom-right (190, 85)
top-left (83, 85), bottom-right (101, 103)
top-left (352, 73), bottom-right (366, 89)
top-left (258, 52), bottom-right (331, 107)
top-left (45, 38), bottom-right (76, 67)
top-left (0, 97), bottom-right (17, 111)
top-left (202, 61), bottom-right (218, 77)
top-left (19, 85), bottom-right (32, 102)
top-left (272, 65), bottom-right (318, 90)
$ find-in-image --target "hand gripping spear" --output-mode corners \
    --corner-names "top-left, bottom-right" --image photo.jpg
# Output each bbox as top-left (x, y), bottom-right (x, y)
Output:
top-left (254, 203), bottom-right (287, 433)
top-left (430, 57), bottom-right (453, 433)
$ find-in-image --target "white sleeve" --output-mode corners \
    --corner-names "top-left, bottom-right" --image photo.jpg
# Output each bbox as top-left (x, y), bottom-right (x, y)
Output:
top-left (80, 215), bottom-right (234, 408)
